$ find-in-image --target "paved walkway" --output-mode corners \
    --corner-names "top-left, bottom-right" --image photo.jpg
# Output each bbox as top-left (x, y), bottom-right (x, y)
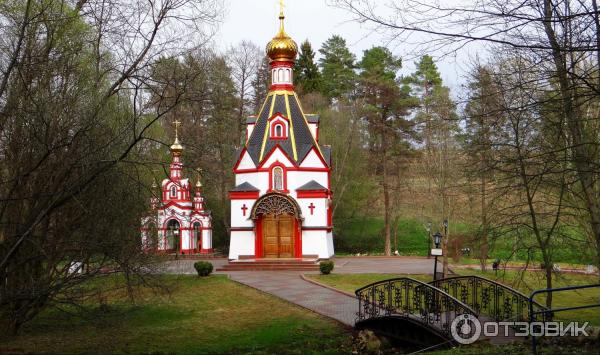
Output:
top-left (159, 256), bottom-right (442, 327)
top-left (229, 272), bottom-right (357, 326)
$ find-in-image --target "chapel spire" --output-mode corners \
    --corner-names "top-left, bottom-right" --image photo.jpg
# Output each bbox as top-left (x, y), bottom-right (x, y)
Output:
top-left (170, 119), bottom-right (183, 154)
top-left (169, 119), bottom-right (184, 180)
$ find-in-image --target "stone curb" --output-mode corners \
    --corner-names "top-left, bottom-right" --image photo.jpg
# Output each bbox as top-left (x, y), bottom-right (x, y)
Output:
top-left (300, 274), bottom-right (358, 298)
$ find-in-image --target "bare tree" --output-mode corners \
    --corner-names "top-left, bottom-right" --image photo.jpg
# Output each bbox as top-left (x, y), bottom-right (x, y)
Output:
top-left (335, 0), bottom-right (600, 274)
top-left (227, 41), bottom-right (262, 146)
top-left (0, 0), bottom-right (222, 334)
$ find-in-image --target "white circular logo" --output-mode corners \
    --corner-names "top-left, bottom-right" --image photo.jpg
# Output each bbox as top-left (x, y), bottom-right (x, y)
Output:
top-left (451, 314), bottom-right (481, 344)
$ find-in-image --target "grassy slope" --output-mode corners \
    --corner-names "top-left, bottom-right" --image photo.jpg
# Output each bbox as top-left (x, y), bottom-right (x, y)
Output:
top-left (1, 275), bottom-right (352, 354)
top-left (334, 217), bottom-right (595, 264)
top-left (308, 270), bottom-right (600, 326)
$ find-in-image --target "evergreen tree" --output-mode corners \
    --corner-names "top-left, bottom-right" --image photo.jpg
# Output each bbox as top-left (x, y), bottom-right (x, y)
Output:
top-left (294, 40), bottom-right (322, 94)
top-left (358, 46), bottom-right (412, 256)
top-left (318, 35), bottom-right (357, 101)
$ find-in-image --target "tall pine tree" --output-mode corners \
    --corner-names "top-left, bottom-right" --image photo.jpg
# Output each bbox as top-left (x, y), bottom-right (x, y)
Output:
top-left (294, 40), bottom-right (322, 94)
top-left (318, 35), bottom-right (356, 101)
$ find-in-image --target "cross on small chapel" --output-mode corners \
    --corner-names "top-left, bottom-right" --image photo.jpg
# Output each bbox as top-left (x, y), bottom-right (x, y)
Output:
top-left (308, 202), bottom-right (315, 215)
top-left (241, 204), bottom-right (248, 216)
top-left (173, 119), bottom-right (182, 138)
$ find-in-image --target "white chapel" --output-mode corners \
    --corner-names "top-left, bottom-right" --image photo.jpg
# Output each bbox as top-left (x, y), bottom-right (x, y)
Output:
top-left (228, 8), bottom-right (334, 260)
top-left (141, 123), bottom-right (213, 254)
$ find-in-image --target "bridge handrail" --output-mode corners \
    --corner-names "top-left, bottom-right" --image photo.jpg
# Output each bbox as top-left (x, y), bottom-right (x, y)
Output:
top-left (357, 277), bottom-right (471, 311)
top-left (355, 277), bottom-right (478, 315)
top-left (430, 275), bottom-right (547, 310)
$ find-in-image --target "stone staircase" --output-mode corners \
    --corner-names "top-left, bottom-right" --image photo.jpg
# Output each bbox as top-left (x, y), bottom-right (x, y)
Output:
top-left (216, 258), bottom-right (321, 272)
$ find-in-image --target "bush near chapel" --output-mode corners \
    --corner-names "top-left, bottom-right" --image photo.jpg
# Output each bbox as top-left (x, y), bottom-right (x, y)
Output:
top-left (193, 261), bottom-right (213, 276)
top-left (320, 261), bottom-right (334, 275)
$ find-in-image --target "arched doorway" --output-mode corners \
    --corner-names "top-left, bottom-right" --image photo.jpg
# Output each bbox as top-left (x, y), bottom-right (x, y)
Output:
top-left (192, 222), bottom-right (202, 252)
top-left (251, 193), bottom-right (302, 258)
top-left (166, 219), bottom-right (180, 252)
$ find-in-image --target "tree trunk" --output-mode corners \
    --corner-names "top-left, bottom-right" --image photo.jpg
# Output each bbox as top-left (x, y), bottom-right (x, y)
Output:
top-left (480, 166), bottom-right (488, 271)
top-left (382, 115), bottom-right (391, 256)
top-left (543, 0), bottom-right (600, 282)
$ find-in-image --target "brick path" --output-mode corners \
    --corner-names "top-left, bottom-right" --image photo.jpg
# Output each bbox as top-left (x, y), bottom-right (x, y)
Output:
top-left (229, 271), bottom-right (358, 326)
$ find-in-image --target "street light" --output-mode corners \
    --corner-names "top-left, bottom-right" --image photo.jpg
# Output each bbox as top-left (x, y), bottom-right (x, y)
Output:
top-left (433, 231), bottom-right (443, 281)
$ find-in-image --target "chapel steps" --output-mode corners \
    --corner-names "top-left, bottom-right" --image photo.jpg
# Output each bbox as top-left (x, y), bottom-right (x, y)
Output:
top-left (216, 258), bottom-right (321, 271)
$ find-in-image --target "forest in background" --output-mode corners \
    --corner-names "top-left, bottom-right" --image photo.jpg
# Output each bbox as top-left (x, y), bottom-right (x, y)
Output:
top-left (2, 0), bottom-right (600, 333)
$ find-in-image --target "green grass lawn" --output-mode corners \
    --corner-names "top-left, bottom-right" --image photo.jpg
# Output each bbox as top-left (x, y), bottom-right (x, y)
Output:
top-left (333, 217), bottom-right (596, 265)
top-left (308, 270), bottom-right (600, 326)
top-left (1, 275), bottom-right (353, 354)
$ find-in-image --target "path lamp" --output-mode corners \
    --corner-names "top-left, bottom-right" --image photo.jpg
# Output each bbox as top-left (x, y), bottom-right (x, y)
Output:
top-left (433, 232), bottom-right (443, 281)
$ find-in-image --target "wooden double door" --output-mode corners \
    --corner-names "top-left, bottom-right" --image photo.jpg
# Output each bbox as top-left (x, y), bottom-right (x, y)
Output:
top-left (263, 213), bottom-right (295, 258)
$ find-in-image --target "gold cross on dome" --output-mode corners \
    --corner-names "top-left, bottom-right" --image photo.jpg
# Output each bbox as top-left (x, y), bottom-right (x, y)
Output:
top-left (173, 119), bottom-right (182, 139)
top-left (279, 0), bottom-right (285, 16)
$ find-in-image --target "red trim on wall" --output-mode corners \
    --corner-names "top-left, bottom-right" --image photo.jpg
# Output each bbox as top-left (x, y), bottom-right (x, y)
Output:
top-left (271, 61), bottom-right (294, 68)
top-left (270, 84), bottom-right (295, 91)
top-left (295, 218), bottom-right (302, 258)
top-left (235, 166), bottom-right (330, 174)
top-left (255, 218), bottom-right (263, 258)
top-left (229, 191), bottom-right (260, 199)
top-left (296, 190), bottom-right (329, 198)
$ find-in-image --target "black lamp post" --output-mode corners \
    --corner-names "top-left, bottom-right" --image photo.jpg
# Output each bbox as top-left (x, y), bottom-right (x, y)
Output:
top-left (433, 231), bottom-right (442, 281)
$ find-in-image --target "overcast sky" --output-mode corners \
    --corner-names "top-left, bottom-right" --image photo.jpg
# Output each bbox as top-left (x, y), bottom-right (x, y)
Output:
top-left (214, 0), bottom-right (475, 96)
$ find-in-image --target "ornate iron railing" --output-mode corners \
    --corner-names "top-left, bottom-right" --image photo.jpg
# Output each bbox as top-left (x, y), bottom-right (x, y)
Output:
top-left (430, 275), bottom-right (547, 323)
top-left (355, 277), bottom-right (477, 337)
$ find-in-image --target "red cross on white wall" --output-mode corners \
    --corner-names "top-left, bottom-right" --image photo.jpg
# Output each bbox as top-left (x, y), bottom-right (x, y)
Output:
top-left (309, 203), bottom-right (315, 215)
top-left (241, 204), bottom-right (248, 216)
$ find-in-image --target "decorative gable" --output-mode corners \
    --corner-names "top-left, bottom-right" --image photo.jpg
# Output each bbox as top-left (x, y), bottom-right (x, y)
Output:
top-left (269, 114), bottom-right (289, 140)
top-left (299, 147), bottom-right (327, 169)
top-left (236, 149), bottom-right (257, 171)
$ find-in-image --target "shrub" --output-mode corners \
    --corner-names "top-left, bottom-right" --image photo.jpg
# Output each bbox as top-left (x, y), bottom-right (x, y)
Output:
top-left (193, 261), bottom-right (213, 277)
top-left (319, 260), bottom-right (334, 275)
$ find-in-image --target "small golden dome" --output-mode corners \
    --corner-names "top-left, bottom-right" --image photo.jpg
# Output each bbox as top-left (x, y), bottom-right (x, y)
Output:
top-left (170, 137), bottom-right (183, 153)
top-left (266, 13), bottom-right (297, 62)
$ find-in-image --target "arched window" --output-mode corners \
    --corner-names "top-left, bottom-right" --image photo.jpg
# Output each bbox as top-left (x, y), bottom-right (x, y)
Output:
top-left (278, 69), bottom-right (284, 82)
top-left (166, 219), bottom-right (180, 252)
top-left (170, 186), bottom-right (177, 198)
top-left (284, 69), bottom-right (290, 82)
top-left (273, 167), bottom-right (284, 191)
top-left (275, 124), bottom-right (283, 137)
top-left (192, 222), bottom-right (201, 251)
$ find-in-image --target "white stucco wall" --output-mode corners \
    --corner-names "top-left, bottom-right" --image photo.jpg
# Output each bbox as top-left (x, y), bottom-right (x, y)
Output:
top-left (229, 231), bottom-right (255, 259)
top-left (302, 230), bottom-right (334, 258)
top-left (231, 199), bottom-right (255, 227)
top-left (297, 198), bottom-right (328, 226)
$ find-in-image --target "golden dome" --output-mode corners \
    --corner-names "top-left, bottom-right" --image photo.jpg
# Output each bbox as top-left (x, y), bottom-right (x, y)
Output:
top-left (170, 137), bottom-right (183, 153)
top-left (266, 12), bottom-right (297, 62)
top-left (170, 119), bottom-right (183, 153)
